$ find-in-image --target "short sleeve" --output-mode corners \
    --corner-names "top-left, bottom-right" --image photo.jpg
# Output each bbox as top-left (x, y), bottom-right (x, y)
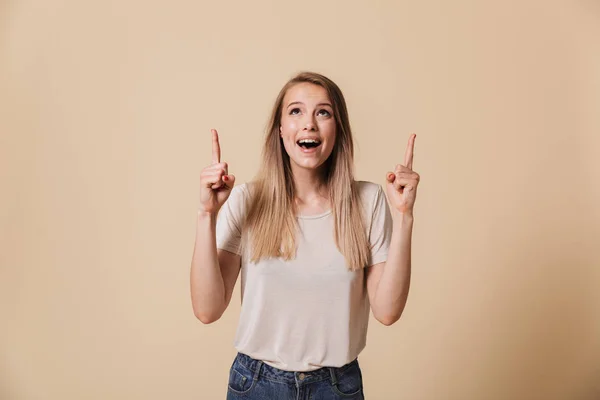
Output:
top-left (215, 185), bottom-right (244, 255)
top-left (368, 185), bottom-right (393, 266)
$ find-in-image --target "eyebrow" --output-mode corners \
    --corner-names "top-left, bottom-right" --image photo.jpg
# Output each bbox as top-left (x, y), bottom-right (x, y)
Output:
top-left (286, 101), bottom-right (333, 108)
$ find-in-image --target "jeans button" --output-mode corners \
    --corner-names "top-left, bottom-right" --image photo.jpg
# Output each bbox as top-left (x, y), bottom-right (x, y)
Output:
top-left (298, 373), bottom-right (306, 380)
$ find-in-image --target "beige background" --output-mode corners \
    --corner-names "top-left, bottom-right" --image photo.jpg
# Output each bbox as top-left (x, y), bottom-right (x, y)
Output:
top-left (1, 1), bottom-right (599, 399)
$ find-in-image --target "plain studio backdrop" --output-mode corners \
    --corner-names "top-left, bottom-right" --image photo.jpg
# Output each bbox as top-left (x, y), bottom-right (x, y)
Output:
top-left (1, 1), bottom-right (599, 399)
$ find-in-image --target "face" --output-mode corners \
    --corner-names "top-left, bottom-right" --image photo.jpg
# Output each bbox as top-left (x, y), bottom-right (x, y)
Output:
top-left (279, 82), bottom-right (336, 173)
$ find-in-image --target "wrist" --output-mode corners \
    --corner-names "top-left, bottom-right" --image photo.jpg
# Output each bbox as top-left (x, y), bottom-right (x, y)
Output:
top-left (392, 210), bottom-right (414, 222)
top-left (197, 209), bottom-right (217, 220)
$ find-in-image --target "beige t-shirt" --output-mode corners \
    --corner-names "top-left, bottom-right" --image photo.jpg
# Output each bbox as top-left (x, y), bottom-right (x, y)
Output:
top-left (215, 180), bottom-right (392, 372)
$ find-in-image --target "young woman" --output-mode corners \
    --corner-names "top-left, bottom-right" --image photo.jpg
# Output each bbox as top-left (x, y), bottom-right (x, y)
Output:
top-left (191, 71), bottom-right (420, 400)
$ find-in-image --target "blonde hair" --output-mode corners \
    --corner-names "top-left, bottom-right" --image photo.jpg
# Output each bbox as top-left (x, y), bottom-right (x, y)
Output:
top-left (244, 72), bottom-right (370, 271)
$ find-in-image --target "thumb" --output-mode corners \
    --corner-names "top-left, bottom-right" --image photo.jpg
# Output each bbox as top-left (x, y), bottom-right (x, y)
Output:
top-left (386, 172), bottom-right (395, 183)
top-left (223, 174), bottom-right (236, 189)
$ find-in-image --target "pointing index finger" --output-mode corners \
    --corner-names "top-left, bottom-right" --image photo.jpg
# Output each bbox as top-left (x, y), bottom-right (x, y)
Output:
top-left (404, 133), bottom-right (416, 170)
top-left (211, 129), bottom-right (221, 164)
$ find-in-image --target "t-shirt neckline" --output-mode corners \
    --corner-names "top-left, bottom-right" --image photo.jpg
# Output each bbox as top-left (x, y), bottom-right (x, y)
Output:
top-left (297, 209), bottom-right (332, 219)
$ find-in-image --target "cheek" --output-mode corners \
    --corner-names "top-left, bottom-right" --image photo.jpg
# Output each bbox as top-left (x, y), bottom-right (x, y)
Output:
top-left (279, 122), bottom-right (296, 149)
top-left (320, 121), bottom-right (336, 142)
top-left (281, 119), bottom-right (299, 134)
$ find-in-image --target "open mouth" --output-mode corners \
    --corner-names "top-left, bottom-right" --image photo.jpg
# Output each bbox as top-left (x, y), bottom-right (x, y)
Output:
top-left (296, 139), bottom-right (322, 150)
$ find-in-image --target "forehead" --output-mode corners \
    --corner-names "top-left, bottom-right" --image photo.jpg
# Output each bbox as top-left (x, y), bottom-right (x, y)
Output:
top-left (283, 82), bottom-right (331, 105)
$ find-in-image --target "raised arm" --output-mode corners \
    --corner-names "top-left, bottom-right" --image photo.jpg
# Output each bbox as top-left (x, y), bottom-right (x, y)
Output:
top-left (190, 129), bottom-right (240, 324)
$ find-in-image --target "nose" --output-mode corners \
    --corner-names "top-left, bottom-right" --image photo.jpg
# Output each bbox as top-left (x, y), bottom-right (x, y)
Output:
top-left (303, 116), bottom-right (317, 131)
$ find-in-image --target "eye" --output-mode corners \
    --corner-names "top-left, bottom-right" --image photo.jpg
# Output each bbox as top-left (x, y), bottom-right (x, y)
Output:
top-left (290, 108), bottom-right (301, 115)
top-left (317, 109), bottom-right (331, 117)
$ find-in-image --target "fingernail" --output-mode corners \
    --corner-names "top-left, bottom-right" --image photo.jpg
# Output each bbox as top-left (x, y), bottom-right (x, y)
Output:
top-left (223, 176), bottom-right (228, 181)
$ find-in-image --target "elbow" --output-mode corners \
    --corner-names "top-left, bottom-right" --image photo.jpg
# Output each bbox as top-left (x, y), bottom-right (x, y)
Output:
top-left (193, 306), bottom-right (223, 325)
top-left (194, 311), bottom-right (220, 324)
top-left (191, 294), bottom-right (225, 324)
top-left (377, 315), bottom-right (400, 326)
top-left (374, 296), bottom-right (409, 326)
top-left (375, 307), bottom-right (406, 326)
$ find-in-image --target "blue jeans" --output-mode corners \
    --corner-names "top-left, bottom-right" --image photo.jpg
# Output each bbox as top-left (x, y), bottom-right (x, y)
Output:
top-left (226, 352), bottom-right (365, 400)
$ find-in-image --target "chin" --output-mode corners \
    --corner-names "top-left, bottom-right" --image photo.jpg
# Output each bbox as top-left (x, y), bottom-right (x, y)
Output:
top-left (293, 158), bottom-right (328, 171)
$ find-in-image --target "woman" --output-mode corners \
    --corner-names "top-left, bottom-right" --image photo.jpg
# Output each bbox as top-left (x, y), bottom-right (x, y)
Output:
top-left (190, 71), bottom-right (420, 399)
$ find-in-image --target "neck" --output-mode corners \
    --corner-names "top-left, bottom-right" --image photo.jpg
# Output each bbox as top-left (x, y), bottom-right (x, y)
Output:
top-left (291, 166), bottom-right (328, 204)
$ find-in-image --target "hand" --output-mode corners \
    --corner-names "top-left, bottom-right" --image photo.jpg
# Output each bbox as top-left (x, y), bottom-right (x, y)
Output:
top-left (386, 134), bottom-right (420, 215)
top-left (198, 129), bottom-right (236, 214)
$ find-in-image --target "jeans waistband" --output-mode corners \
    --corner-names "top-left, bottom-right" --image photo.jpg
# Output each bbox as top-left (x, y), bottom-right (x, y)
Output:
top-left (234, 352), bottom-right (359, 385)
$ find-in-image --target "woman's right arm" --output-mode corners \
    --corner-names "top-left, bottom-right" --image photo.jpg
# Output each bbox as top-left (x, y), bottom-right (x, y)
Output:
top-left (190, 211), bottom-right (241, 324)
top-left (190, 128), bottom-right (240, 324)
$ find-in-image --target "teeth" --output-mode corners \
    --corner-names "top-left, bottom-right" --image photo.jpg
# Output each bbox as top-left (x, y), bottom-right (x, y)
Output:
top-left (298, 139), bottom-right (320, 144)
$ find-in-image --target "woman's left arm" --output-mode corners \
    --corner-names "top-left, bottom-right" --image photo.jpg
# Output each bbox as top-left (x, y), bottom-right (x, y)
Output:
top-left (366, 134), bottom-right (420, 326)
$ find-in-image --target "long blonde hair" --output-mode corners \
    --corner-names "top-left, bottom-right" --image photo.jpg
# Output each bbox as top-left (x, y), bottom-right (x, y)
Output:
top-left (244, 72), bottom-right (370, 271)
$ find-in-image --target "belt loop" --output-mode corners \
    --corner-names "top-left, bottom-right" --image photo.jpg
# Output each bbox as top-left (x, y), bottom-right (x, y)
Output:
top-left (329, 367), bottom-right (338, 385)
top-left (253, 361), bottom-right (263, 381)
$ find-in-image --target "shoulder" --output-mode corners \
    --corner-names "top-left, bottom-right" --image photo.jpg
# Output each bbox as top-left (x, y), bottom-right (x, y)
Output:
top-left (354, 180), bottom-right (385, 202)
top-left (355, 180), bottom-right (389, 219)
top-left (223, 183), bottom-right (253, 214)
top-left (231, 182), bottom-right (257, 199)
top-left (230, 182), bottom-right (250, 198)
